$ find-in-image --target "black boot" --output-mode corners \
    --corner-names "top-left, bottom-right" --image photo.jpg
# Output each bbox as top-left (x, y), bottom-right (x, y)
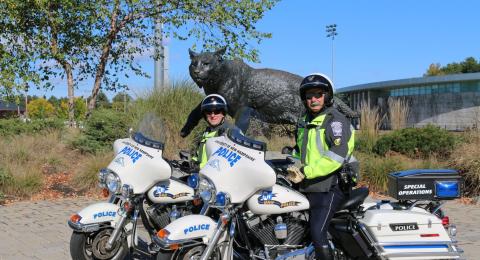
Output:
top-left (315, 245), bottom-right (333, 260)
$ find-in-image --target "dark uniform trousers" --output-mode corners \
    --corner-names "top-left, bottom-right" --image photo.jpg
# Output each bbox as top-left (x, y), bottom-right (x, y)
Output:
top-left (306, 183), bottom-right (345, 259)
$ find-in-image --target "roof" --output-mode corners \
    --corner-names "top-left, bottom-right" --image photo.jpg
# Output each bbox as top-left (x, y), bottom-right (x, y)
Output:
top-left (337, 72), bottom-right (480, 93)
top-left (0, 101), bottom-right (25, 111)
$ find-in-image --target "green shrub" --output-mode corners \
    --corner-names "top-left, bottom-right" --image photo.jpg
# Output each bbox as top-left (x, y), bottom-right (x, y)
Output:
top-left (72, 109), bottom-right (130, 153)
top-left (373, 125), bottom-right (455, 158)
top-left (356, 151), bottom-right (446, 193)
top-left (355, 132), bottom-right (378, 153)
top-left (0, 118), bottom-right (64, 136)
top-left (0, 167), bottom-right (13, 187)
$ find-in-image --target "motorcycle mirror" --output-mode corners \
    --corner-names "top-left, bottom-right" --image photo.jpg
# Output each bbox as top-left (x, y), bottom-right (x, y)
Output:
top-left (286, 156), bottom-right (296, 164)
top-left (179, 150), bottom-right (191, 161)
top-left (282, 146), bottom-right (294, 155)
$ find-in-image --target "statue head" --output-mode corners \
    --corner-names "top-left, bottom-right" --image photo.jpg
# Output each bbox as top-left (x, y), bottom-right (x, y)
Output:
top-left (188, 47), bottom-right (226, 89)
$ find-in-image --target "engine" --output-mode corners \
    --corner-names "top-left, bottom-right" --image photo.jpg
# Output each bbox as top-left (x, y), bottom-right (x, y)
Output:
top-left (246, 212), bottom-right (309, 246)
top-left (146, 203), bottom-right (192, 230)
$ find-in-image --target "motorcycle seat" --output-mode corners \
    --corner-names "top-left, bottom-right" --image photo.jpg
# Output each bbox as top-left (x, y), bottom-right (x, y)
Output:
top-left (338, 187), bottom-right (369, 211)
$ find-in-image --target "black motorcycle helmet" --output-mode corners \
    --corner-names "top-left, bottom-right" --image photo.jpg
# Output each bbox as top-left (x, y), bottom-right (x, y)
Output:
top-left (299, 73), bottom-right (335, 106)
top-left (200, 94), bottom-right (228, 114)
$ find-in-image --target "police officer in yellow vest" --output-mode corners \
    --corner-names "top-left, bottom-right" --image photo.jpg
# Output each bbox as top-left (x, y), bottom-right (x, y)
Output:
top-left (192, 94), bottom-right (232, 168)
top-left (286, 73), bottom-right (356, 260)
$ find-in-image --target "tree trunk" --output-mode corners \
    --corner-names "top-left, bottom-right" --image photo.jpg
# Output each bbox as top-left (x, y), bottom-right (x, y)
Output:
top-left (86, 0), bottom-right (121, 117)
top-left (64, 63), bottom-right (75, 127)
top-left (87, 46), bottom-right (110, 117)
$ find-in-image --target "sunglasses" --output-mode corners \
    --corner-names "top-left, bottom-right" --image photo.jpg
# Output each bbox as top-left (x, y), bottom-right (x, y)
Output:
top-left (204, 110), bottom-right (223, 115)
top-left (305, 92), bottom-right (324, 100)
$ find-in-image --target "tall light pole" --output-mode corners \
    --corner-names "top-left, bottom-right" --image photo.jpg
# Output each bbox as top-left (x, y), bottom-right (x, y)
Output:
top-left (154, 16), bottom-right (169, 90)
top-left (326, 24), bottom-right (337, 82)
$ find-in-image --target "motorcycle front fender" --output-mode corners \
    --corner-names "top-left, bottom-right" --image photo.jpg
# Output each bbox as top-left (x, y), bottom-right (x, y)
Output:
top-left (155, 215), bottom-right (218, 248)
top-left (68, 202), bottom-right (121, 232)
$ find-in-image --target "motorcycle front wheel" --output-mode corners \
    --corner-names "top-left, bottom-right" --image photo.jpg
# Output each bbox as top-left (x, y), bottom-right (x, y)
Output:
top-left (70, 229), bottom-right (129, 260)
top-left (172, 245), bottom-right (221, 260)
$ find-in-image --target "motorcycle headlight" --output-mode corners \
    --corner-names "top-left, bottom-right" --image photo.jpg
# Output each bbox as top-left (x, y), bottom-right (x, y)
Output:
top-left (106, 172), bottom-right (121, 194)
top-left (198, 177), bottom-right (216, 203)
top-left (98, 168), bottom-right (110, 188)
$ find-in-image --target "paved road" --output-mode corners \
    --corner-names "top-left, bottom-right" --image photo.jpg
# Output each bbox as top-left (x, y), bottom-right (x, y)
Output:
top-left (0, 198), bottom-right (476, 260)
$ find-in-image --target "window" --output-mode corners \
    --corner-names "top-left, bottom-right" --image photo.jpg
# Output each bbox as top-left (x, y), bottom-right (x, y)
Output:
top-left (461, 81), bottom-right (479, 93)
top-left (425, 85), bottom-right (432, 94)
top-left (453, 83), bottom-right (460, 93)
top-left (412, 87), bottom-right (419, 95)
top-left (419, 86), bottom-right (426, 95)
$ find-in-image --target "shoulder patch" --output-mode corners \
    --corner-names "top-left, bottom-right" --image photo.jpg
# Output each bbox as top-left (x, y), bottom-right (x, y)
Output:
top-left (331, 121), bottom-right (343, 137)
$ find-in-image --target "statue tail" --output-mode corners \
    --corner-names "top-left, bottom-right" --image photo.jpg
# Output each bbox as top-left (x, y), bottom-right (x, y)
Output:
top-left (332, 96), bottom-right (361, 118)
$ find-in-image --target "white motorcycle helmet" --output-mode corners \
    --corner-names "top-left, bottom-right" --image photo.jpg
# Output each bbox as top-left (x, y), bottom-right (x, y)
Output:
top-left (299, 73), bottom-right (335, 106)
top-left (200, 94), bottom-right (228, 114)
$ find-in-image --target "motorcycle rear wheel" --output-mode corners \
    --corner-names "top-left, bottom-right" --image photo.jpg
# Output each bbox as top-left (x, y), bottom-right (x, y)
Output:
top-left (70, 230), bottom-right (129, 260)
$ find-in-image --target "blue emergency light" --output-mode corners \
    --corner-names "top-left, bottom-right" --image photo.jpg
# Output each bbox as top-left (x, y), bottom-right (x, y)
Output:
top-left (187, 173), bottom-right (199, 189)
top-left (215, 192), bottom-right (229, 206)
top-left (435, 181), bottom-right (460, 198)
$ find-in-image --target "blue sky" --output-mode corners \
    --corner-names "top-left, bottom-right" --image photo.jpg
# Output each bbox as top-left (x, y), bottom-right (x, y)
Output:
top-left (32, 0), bottom-right (480, 99)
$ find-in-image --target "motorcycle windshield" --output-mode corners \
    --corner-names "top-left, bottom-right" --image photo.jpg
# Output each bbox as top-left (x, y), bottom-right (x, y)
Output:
top-left (201, 107), bottom-right (276, 203)
top-left (132, 113), bottom-right (167, 150)
top-left (107, 112), bottom-right (172, 194)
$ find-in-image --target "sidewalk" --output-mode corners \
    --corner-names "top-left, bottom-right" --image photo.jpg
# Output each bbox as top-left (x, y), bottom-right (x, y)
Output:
top-left (0, 197), bottom-right (475, 259)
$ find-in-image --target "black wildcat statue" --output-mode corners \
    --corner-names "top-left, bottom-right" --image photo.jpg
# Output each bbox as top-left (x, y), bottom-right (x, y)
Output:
top-left (181, 47), bottom-right (359, 137)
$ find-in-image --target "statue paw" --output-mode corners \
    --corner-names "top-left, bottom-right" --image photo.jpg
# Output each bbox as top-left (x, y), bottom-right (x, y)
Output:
top-left (180, 127), bottom-right (191, 138)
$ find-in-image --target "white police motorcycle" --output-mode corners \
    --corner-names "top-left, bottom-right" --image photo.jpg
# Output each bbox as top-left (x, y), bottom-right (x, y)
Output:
top-left (153, 125), bottom-right (464, 260)
top-left (67, 114), bottom-right (200, 259)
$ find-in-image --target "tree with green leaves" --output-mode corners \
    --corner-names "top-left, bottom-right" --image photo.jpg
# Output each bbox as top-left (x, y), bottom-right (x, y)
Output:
top-left (1, 0), bottom-right (278, 123)
top-left (48, 96), bottom-right (61, 108)
top-left (0, 41), bottom-right (40, 97)
top-left (95, 91), bottom-right (111, 109)
top-left (425, 57), bottom-right (480, 76)
top-left (112, 92), bottom-right (133, 112)
top-left (424, 63), bottom-right (444, 76)
top-left (57, 97), bottom-right (87, 120)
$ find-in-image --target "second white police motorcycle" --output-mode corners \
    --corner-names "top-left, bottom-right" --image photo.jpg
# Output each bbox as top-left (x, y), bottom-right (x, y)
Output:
top-left (67, 114), bottom-right (201, 260)
top-left (154, 126), bottom-right (464, 260)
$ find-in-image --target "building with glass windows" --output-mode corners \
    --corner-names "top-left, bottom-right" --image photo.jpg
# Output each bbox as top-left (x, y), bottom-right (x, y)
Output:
top-left (338, 72), bottom-right (480, 130)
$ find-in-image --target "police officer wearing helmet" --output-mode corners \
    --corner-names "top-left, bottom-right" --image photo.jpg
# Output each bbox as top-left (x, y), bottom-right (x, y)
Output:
top-left (192, 94), bottom-right (233, 168)
top-left (286, 73), bottom-right (356, 259)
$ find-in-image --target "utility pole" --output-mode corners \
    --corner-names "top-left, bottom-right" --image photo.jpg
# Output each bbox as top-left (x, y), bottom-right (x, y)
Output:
top-left (326, 24), bottom-right (338, 82)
